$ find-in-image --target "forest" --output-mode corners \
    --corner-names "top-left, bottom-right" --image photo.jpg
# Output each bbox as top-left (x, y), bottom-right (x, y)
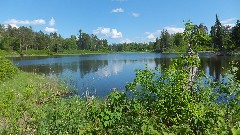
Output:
top-left (0, 15), bottom-right (240, 55)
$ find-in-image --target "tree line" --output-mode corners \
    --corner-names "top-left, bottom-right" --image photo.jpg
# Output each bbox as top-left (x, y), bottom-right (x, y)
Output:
top-left (0, 15), bottom-right (240, 54)
top-left (0, 26), bottom-right (108, 53)
top-left (154, 15), bottom-right (240, 53)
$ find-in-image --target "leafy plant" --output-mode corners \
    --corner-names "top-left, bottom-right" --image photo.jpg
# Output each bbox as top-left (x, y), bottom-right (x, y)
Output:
top-left (0, 57), bottom-right (19, 81)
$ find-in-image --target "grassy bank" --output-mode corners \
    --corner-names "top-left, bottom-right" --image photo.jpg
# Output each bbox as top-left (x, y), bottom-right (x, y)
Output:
top-left (2, 49), bottom-right (112, 57)
top-left (0, 70), bottom-right (101, 134)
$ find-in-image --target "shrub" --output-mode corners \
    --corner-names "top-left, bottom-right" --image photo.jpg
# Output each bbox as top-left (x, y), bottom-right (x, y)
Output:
top-left (86, 55), bottom-right (240, 134)
top-left (0, 57), bottom-right (18, 81)
top-left (0, 50), bottom-right (10, 57)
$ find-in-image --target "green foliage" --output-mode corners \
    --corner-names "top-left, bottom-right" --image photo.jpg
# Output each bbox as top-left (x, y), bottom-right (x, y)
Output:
top-left (153, 21), bottom-right (214, 53)
top-left (21, 49), bottom-right (53, 56)
top-left (231, 20), bottom-right (240, 49)
top-left (83, 55), bottom-right (239, 134)
top-left (36, 97), bottom-right (87, 134)
top-left (183, 21), bottom-right (212, 52)
top-left (0, 57), bottom-right (18, 81)
top-left (0, 50), bottom-right (11, 57)
top-left (1, 54), bottom-right (240, 134)
top-left (1, 15), bottom-right (240, 55)
top-left (0, 72), bottom-right (80, 134)
top-left (154, 29), bottom-right (172, 52)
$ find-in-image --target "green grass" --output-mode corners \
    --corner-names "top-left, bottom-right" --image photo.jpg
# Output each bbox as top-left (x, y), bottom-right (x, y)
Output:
top-left (0, 50), bottom-right (19, 57)
top-left (13, 49), bottom-right (112, 57)
top-left (0, 71), bottom-right (80, 134)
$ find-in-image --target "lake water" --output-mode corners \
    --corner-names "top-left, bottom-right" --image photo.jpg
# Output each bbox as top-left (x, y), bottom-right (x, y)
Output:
top-left (8, 53), bottom-right (240, 97)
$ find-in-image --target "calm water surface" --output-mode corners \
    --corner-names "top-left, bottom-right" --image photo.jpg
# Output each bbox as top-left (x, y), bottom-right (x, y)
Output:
top-left (8, 53), bottom-right (240, 97)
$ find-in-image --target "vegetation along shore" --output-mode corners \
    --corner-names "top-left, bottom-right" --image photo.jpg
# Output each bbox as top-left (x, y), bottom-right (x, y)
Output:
top-left (0, 15), bottom-right (240, 57)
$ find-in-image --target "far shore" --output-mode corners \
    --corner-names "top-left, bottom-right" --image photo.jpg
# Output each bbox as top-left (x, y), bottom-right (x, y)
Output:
top-left (3, 50), bottom-right (238, 58)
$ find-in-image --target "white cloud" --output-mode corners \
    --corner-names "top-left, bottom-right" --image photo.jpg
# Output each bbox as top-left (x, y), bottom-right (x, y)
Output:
top-left (49, 17), bottom-right (55, 26)
top-left (112, 8), bottom-right (124, 13)
top-left (132, 12), bottom-right (140, 17)
top-left (93, 27), bottom-right (110, 35)
top-left (4, 19), bottom-right (46, 25)
top-left (45, 27), bottom-right (58, 33)
top-left (144, 26), bottom-right (184, 42)
top-left (93, 27), bottom-right (122, 39)
top-left (223, 23), bottom-right (235, 27)
top-left (163, 26), bottom-right (184, 34)
top-left (111, 29), bottom-right (122, 38)
top-left (221, 18), bottom-right (238, 24)
top-left (221, 18), bottom-right (238, 28)
top-left (147, 33), bottom-right (155, 40)
top-left (121, 38), bottom-right (132, 43)
top-left (144, 32), bottom-right (156, 41)
top-left (4, 24), bottom-right (19, 28)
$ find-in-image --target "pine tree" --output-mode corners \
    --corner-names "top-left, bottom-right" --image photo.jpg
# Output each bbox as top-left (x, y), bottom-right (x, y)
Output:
top-left (210, 14), bottom-right (224, 52)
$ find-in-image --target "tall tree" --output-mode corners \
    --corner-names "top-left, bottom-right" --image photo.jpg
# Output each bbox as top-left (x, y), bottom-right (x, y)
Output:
top-left (63, 36), bottom-right (77, 50)
top-left (153, 37), bottom-right (161, 52)
top-left (18, 26), bottom-right (35, 51)
top-left (77, 29), bottom-right (83, 50)
top-left (231, 20), bottom-right (240, 49)
top-left (4, 25), bottom-right (19, 51)
top-left (222, 25), bottom-right (234, 51)
top-left (81, 33), bottom-right (91, 50)
top-left (159, 29), bottom-right (171, 52)
top-left (49, 32), bottom-right (63, 52)
top-left (173, 33), bottom-right (184, 46)
top-left (210, 14), bottom-right (224, 51)
top-left (34, 30), bottom-right (48, 50)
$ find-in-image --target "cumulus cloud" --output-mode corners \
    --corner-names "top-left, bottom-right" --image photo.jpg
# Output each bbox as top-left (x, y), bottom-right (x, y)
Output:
top-left (221, 18), bottom-right (238, 24)
top-left (93, 27), bottom-right (111, 35)
top-left (111, 29), bottom-right (122, 38)
top-left (221, 18), bottom-right (238, 27)
top-left (144, 32), bottom-right (156, 41)
top-left (4, 24), bottom-right (19, 28)
top-left (163, 26), bottom-right (184, 34)
top-left (121, 38), bottom-right (132, 43)
top-left (4, 19), bottom-right (46, 25)
top-left (45, 27), bottom-right (58, 33)
top-left (132, 12), bottom-right (140, 17)
top-left (147, 33), bottom-right (155, 40)
top-left (112, 8), bottom-right (124, 13)
top-left (145, 26), bottom-right (184, 42)
top-left (49, 17), bottom-right (55, 26)
top-left (93, 27), bottom-right (122, 39)
top-left (223, 23), bottom-right (235, 27)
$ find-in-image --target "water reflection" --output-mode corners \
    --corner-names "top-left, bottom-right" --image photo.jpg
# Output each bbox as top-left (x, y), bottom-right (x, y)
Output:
top-left (79, 60), bottom-right (108, 78)
top-left (8, 53), bottom-right (240, 97)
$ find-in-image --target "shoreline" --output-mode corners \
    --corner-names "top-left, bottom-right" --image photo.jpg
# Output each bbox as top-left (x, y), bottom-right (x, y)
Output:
top-left (3, 49), bottom-right (239, 58)
top-left (4, 51), bottom-right (155, 58)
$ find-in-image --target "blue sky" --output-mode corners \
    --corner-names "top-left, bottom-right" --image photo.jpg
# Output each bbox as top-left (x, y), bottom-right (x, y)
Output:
top-left (1, 0), bottom-right (239, 44)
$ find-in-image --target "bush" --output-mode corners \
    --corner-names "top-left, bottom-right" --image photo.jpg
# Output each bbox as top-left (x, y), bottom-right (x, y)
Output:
top-left (0, 57), bottom-right (19, 81)
top-left (86, 55), bottom-right (240, 134)
top-left (0, 50), bottom-right (10, 57)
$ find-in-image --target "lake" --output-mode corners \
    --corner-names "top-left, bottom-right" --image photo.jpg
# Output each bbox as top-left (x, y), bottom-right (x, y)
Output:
top-left (8, 53), bottom-right (240, 97)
